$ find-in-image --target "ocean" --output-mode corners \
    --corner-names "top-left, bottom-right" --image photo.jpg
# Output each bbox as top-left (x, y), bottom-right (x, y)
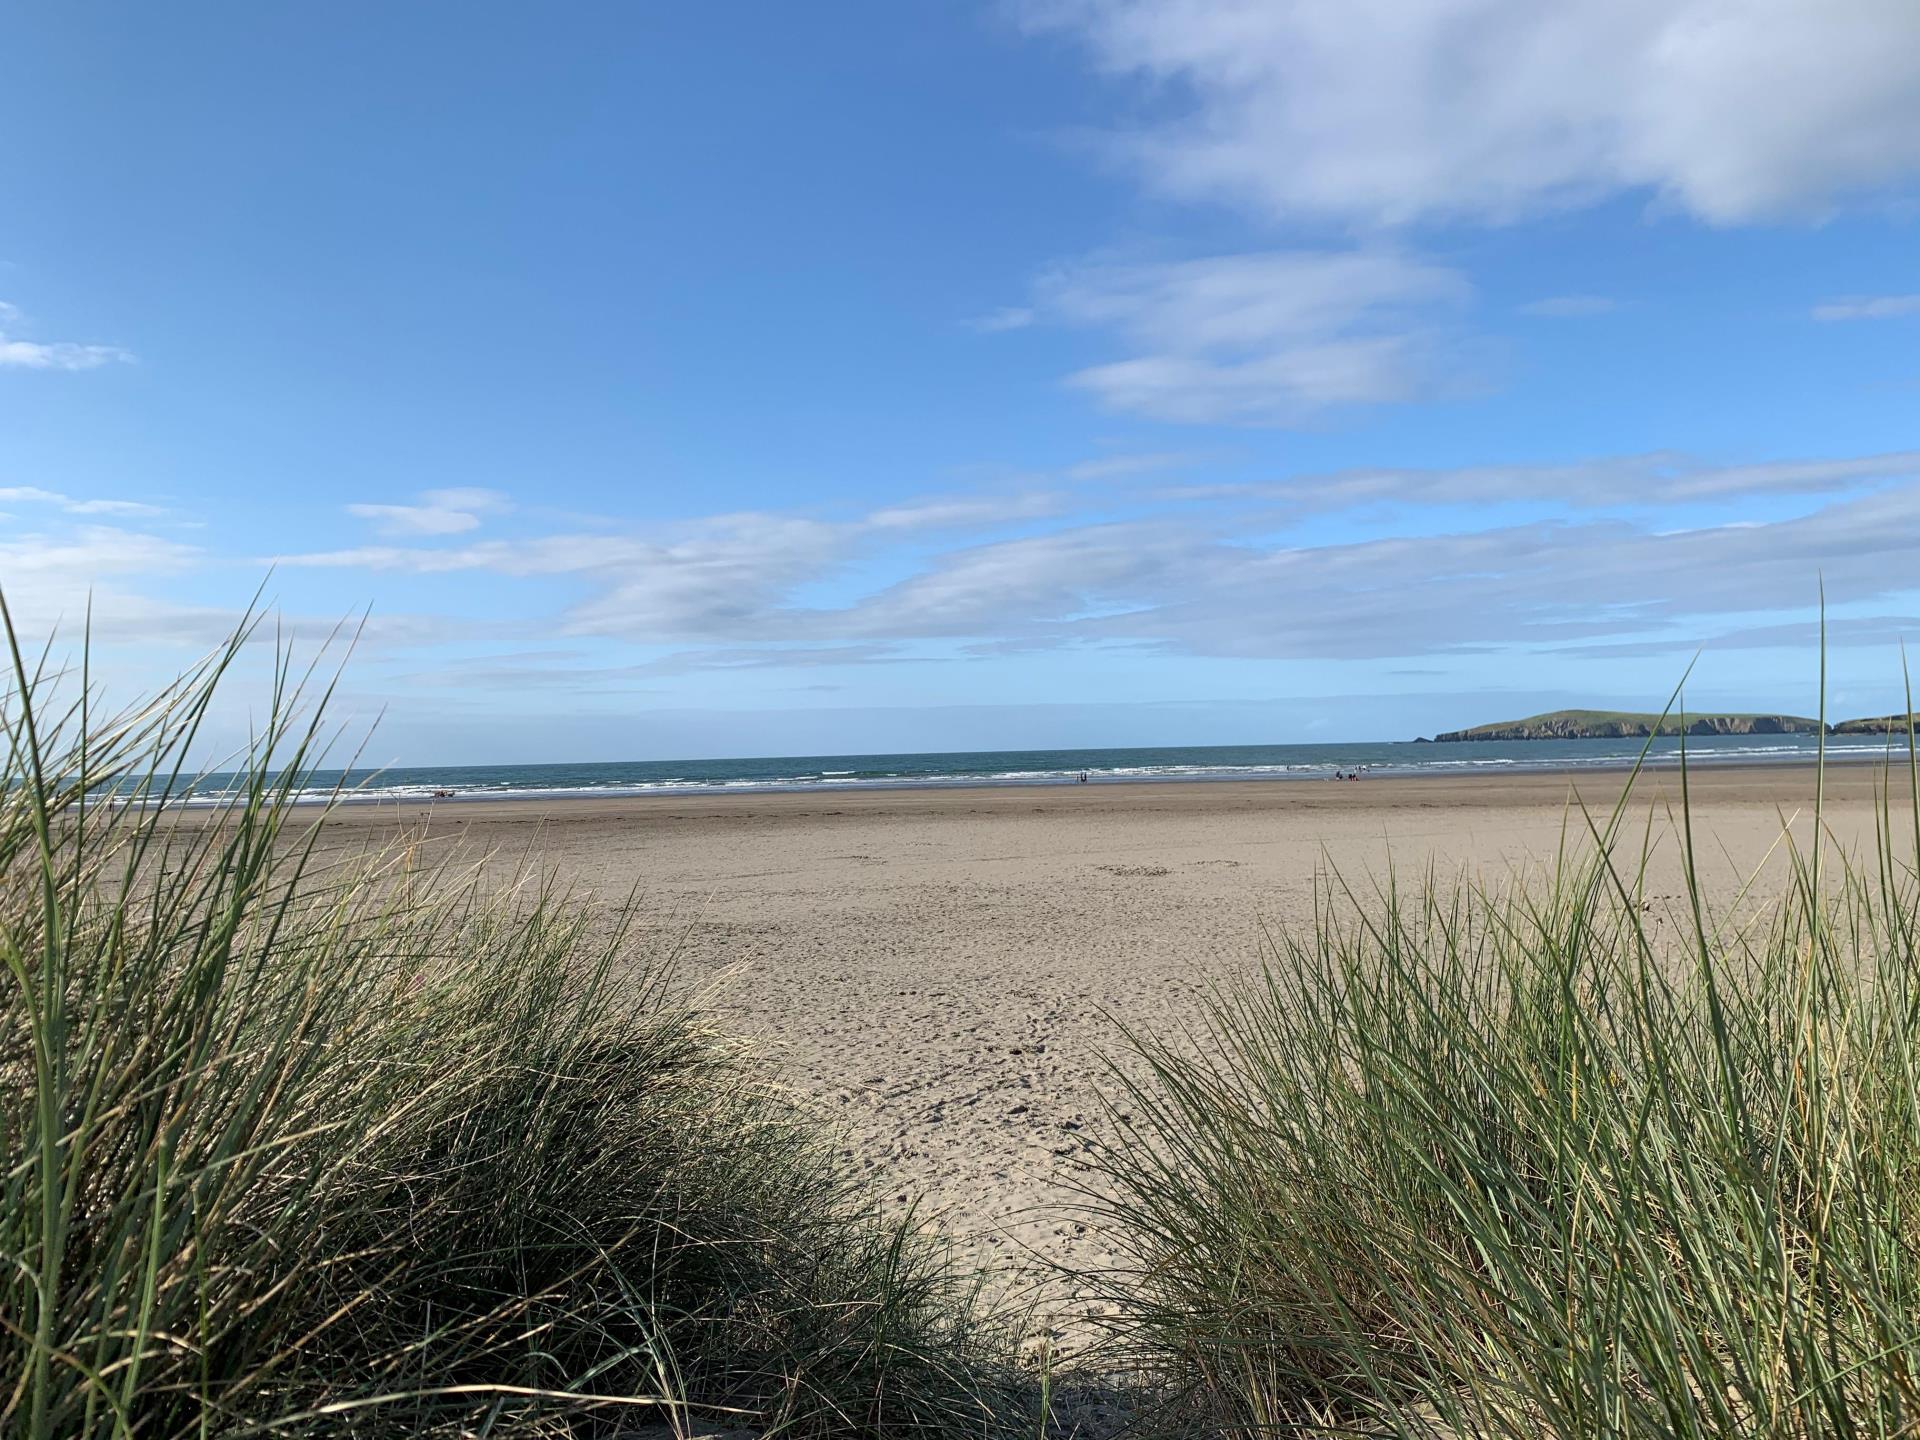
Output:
top-left (188, 730), bottom-right (1912, 804)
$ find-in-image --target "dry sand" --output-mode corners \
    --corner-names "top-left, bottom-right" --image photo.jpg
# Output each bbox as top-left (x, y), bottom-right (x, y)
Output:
top-left (312, 763), bottom-right (1906, 1345)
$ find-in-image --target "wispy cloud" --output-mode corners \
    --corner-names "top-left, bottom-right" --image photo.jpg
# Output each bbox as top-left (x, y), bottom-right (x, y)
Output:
top-left (0, 486), bottom-right (165, 518)
top-left (643, 643), bottom-right (919, 675)
top-left (346, 487), bottom-right (512, 537)
top-left (0, 300), bottom-right (134, 371)
top-left (0, 525), bottom-right (198, 583)
top-left (1157, 450), bottom-right (1920, 510)
top-left (0, 526), bottom-right (223, 644)
top-left (1520, 295), bottom-right (1618, 318)
top-left (263, 448), bottom-right (1920, 664)
top-left (820, 487), bottom-right (1920, 662)
top-left (0, 338), bottom-right (131, 371)
top-left (384, 659), bottom-right (657, 693)
top-left (1022, 250), bottom-right (1474, 424)
top-left (278, 490), bottom-right (1062, 582)
top-left (1552, 615), bottom-right (1920, 660)
top-left (866, 493), bottom-right (1062, 530)
top-left (1063, 451), bottom-right (1212, 482)
top-left (967, 305), bottom-right (1035, 332)
top-left (0, 511), bottom-right (470, 657)
top-left (382, 643), bottom-right (926, 694)
top-left (1813, 294), bottom-right (1920, 321)
top-left (1020, 0), bottom-right (1920, 227)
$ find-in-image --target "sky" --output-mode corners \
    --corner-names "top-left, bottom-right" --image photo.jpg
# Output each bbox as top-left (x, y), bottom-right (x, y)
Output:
top-left (4, 1), bottom-right (1920, 764)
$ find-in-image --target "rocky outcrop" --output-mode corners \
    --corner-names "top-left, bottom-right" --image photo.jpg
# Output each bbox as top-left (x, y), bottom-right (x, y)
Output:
top-left (1432, 710), bottom-right (1826, 742)
top-left (1832, 714), bottom-right (1920, 736)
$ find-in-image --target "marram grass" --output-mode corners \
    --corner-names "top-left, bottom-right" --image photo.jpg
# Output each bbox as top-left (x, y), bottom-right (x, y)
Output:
top-left (0, 615), bottom-right (1018, 1439)
top-left (1085, 697), bottom-right (1920, 1436)
top-left (15, 601), bottom-right (1920, 1440)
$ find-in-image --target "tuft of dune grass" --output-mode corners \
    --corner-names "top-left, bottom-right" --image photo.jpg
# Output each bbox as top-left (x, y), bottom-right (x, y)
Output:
top-left (0, 610), bottom-right (1019, 1439)
top-left (1083, 669), bottom-right (1920, 1437)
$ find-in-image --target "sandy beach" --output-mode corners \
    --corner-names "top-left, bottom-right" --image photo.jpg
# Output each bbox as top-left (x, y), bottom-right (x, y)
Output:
top-left (313, 763), bottom-right (1906, 1341)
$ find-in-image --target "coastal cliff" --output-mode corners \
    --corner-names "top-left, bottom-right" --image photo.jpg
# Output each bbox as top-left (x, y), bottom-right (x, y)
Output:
top-left (1832, 713), bottom-right (1920, 736)
top-left (1432, 709), bottom-right (1826, 742)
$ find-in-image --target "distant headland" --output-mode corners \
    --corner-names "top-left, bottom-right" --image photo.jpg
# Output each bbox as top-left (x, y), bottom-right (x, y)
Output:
top-left (1419, 709), bottom-right (1920, 743)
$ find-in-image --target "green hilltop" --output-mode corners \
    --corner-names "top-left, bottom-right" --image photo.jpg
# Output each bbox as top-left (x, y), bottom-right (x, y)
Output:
top-left (1430, 709), bottom-right (1827, 742)
top-left (1832, 713), bottom-right (1920, 736)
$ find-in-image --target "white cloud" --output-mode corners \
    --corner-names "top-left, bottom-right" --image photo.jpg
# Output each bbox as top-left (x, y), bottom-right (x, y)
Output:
top-left (282, 492), bottom-right (1061, 592)
top-left (0, 526), bottom-right (225, 645)
top-left (1813, 294), bottom-right (1920, 321)
top-left (0, 338), bottom-right (133, 371)
top-left (0, 518), bottom-right (473, 657)
top-left (0, 486), bottom-right (164, 518)
top-left (1030, 250), bottom-right (1473, 423)
top-left (0, 526), bottom-right (197, 583)
top-left (0, 485), bottom-right (68, 505)
top-left (267, 449), bottom-right (1920, 661)
top-left (1022, 0), bottom-right (1920, 227)
top-left (1555, 614), bottom-right (1920, 659)
top-left (1063, 451), bottom-right (1211, 481)
top-left (834, 523), bottom-right (1195, 639)
top-left (558, 516), bottom-right (851, 642)
top-left (274, 513), bottom-right (857, 645)
top-left (643, 644), bottom-right (915, 674)
top-left (1520, 295), bottom-right (1619, 318)
top-left (865, 493), bottom-right (1062, 529)
top-left (0, 301), bottom-right (133, 371)
top-left (1160, 450), bottom-right (1920, 509)
top-left (1040, 251), bottom-right (1466, 351)
top-left (346, 487), bottom-right (511, 537)
top-left (805, 486), bottom-right (1920, 661)
top-left (276, 502), bottom-right (1104, 643)
top-left (969, 305), bottom-right (1035, 332)
top-left (1065, 339), bottom-right (1443, 424)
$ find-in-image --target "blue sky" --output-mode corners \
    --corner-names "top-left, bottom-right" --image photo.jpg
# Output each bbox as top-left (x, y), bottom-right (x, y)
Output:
top-left (4, 1), bottom-right (1920, 763)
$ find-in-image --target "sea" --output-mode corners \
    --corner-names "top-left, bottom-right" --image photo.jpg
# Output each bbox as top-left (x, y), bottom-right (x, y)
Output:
top-left (189, 730), bottom-right (1914, 805)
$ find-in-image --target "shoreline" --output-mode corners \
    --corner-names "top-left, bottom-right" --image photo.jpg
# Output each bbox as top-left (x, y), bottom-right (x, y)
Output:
top-left (305, 752), bottom-right (1911, 824)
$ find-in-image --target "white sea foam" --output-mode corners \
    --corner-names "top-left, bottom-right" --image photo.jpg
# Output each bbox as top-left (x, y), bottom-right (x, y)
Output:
top-left (154, 732), bottom-right (1899, 806)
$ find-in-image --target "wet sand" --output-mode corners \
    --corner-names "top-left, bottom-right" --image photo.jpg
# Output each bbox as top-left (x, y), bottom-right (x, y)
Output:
top-left (311, 762), bottom-right (1908, 1340)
